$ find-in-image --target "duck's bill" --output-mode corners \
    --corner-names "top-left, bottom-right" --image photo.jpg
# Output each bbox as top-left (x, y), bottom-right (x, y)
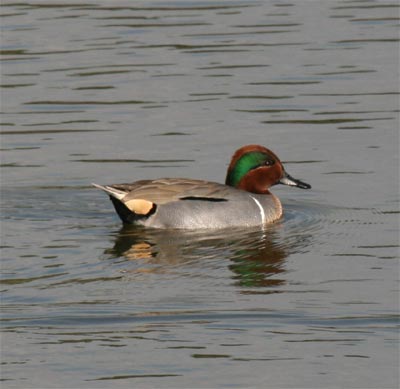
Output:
top-left (279, 172), bottom-right (311, 189)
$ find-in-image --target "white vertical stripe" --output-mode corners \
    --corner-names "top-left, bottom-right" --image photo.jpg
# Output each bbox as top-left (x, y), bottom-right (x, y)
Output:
top-left (250, 195), bottom-right (266, 225)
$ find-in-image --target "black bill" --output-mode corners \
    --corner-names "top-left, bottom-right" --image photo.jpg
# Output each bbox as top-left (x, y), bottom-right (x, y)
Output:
top-left (279, 171), bottom-right (311, 189)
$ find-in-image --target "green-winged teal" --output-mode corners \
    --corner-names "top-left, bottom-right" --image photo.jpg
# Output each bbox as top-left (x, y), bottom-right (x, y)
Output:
top-left (93, 145), bottom-right (311, 229)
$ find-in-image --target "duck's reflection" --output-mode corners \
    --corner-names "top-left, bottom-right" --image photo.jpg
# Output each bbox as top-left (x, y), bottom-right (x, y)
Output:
top-left (105, 225), bottom-right (291, 289)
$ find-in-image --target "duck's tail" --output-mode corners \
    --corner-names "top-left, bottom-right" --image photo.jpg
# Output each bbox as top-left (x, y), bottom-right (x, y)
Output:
top-left (92, 183), bottom-right (156, 224)
top-left (91, 183), bottom-right (127, 201)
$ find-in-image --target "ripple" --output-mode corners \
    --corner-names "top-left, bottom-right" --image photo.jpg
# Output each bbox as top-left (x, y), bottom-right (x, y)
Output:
top-left (2, 308), bottom-right (397, 329)
top-left (281, 202), bottom-right (384, 256)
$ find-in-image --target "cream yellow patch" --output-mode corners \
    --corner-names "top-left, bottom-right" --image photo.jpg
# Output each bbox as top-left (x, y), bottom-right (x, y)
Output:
top-left (125, 199), bottom-right (154, 215)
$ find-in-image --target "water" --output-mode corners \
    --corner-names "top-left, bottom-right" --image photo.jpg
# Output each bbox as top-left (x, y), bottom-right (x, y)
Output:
top-left (1, 1), bottom-right (399, 388)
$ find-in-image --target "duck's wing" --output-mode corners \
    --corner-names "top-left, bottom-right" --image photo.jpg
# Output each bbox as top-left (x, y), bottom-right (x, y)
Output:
top-left (108, 178), bottom-right (232, 204)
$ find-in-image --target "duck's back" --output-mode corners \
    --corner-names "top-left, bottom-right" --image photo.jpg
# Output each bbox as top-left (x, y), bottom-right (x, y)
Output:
top-left (112, 178), bottom-right (233, 205)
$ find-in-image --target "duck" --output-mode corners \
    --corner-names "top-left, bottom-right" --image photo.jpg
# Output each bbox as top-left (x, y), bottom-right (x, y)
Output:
top-left (92, 144), bottom-right (311, 229)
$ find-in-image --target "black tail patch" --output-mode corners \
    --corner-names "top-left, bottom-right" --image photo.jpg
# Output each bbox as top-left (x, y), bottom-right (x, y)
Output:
top-left (109, 196), bottom-right (156, 224)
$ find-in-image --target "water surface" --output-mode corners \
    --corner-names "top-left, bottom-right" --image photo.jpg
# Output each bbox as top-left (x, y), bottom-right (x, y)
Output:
top-left (1, 1), bottom-right (399, 388)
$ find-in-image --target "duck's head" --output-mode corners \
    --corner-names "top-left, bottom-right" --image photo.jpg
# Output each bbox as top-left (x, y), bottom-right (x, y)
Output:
top-left (225, 144), bottom-right (311, 194)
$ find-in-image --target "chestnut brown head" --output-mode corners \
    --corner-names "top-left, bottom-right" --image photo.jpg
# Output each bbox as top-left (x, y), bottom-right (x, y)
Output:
top-left (225, 145), bottom-right (311, 194)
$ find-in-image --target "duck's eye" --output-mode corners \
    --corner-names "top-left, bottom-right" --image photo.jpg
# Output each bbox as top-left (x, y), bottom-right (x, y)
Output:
top-left (264, 159), bottom-right (275, 166)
